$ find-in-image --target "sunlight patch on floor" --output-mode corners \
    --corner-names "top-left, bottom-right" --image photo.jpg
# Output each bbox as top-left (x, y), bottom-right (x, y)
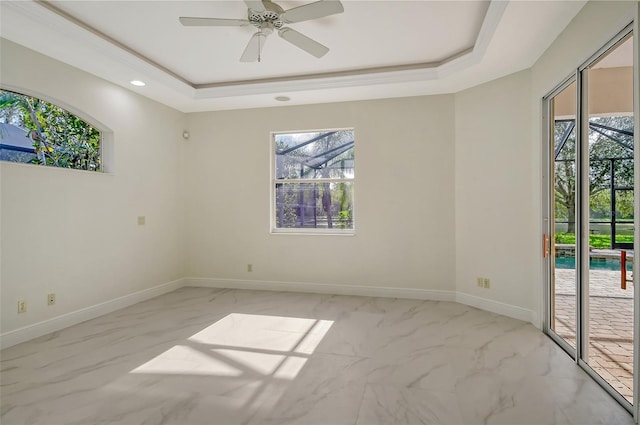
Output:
top-left (130, 313), bottom-right (333, 382)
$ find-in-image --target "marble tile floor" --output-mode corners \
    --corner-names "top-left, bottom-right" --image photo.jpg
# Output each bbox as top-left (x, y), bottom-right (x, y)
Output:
top-left (0, 287), bottom-right (635, 425)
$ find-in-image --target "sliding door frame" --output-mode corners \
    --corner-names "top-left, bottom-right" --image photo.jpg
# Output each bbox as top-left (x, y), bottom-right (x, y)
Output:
top-left (543, 21), bottom-right (638, 417)
top-left (634, 8), bottom-right (639, 421)
top-left (543, 75), bottom-right (579, 360)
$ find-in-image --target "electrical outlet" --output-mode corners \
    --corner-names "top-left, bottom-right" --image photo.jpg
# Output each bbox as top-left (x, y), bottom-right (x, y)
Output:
top-left (47, 293), bottom-right (56, 306)
top-left (17, 300), bottom-right (27, 314)
top-left (477, 277), bottom-right (484, 287)
top-left (247, 264), bottom-right (253, 272)
top-left (483, 278), bottom-right (491, 289)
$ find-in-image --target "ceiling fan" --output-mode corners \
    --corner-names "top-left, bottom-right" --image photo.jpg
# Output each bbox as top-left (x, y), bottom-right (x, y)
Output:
top-left (179, 0), bottom-right (344, 62)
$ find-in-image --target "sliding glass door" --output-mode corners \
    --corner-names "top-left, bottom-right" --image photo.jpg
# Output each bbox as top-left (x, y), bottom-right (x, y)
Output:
top-left (584, 32), bottom-right (635, 405)
top-left (545, 26), bottom-right (636, 412)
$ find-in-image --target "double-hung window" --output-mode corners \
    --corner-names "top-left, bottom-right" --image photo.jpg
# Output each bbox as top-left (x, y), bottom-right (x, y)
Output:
top-left (272, 129), bottom-right (355, 234)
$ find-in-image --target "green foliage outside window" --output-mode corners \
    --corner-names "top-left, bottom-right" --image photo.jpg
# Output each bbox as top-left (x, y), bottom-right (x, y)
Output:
top-left (554, 116), bottom-right (634, 235)
top-left (555, 232), bottom-right (633, 249)
top-left (0, 89), bottom-right (101, 171)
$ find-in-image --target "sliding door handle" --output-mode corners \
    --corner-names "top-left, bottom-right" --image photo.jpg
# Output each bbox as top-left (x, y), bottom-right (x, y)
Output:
top-left (543, 234), bottom-right (550, 258)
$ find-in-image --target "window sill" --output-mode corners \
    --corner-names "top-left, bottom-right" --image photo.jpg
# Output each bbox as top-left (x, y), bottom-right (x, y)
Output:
top-left (270, 229), bottom-right (355, 236)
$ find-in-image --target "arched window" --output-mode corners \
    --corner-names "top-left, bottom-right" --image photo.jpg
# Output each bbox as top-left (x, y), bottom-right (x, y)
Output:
top-left (0, 89), bottom-right (102, 172)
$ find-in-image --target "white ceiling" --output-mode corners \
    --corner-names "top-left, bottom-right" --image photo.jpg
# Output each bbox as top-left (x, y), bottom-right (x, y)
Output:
top-left (0, 0), bottom-right (587, 112)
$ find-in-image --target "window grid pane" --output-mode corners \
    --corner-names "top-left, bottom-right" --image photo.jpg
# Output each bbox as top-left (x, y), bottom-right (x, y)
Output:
top-left (274, 182), bottom-right (354, 230)
top-left (275, 130), bottom-right (354, 180)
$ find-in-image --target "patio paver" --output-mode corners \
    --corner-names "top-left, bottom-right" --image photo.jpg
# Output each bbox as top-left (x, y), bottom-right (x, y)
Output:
top-left (553, 267), bottom-right (634, 403)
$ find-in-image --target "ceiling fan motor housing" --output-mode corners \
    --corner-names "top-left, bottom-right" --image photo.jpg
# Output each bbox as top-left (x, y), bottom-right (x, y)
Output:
top-left (248, 1), bottom-right (285, 29)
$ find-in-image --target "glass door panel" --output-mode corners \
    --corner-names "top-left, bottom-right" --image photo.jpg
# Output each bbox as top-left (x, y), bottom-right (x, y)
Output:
top-left (585, 33), bottom-right (634, 405)
top-left (550, 81), bottom-right (578, 350)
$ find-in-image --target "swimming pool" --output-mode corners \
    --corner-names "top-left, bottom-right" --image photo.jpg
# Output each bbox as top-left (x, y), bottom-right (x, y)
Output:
top-left (555, 256), bottom-right (633, 271)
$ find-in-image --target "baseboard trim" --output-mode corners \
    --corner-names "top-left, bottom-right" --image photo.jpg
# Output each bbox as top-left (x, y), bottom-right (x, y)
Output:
top-left (186, 278), bottom-right (536, 324)
top-left (185, 277), bottom-right (456, 302)
top-left (1, 278), bottom-right (538, 349)
top-left (455, 291), bottom-right (536, 323)
top-left (0, 278), bottom-right (185, 350)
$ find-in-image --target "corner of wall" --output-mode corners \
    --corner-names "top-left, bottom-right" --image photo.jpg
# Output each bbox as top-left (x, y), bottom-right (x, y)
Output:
top-left (453, 69), bottom-right (536, 317)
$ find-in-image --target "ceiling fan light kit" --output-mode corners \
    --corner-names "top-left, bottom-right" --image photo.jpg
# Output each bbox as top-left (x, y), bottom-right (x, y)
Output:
top-left (179, 0), bottom-right (344, 62)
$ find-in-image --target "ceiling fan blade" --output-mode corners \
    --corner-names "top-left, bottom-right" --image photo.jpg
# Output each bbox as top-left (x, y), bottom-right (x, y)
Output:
top-left (240, 32), bottom-right (268, 62)
top-left (278, 27), bottom-right (329, 58)
top-left (244, 0), bottom-right (266, 12)
top-left (281, 0), bottom-right (344, 23)
top-left (179, 17), bottom-right (250, 27)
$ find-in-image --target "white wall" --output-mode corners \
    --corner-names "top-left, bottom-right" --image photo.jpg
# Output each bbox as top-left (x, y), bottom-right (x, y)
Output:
top-left (0, 39), bottom-right (186, 336)
top-left (452, 1), bottom-right (638, 324)
top-left (454, 70), bottom-right (536, 314)
top-left (184, 96), bottom-right (456, 292)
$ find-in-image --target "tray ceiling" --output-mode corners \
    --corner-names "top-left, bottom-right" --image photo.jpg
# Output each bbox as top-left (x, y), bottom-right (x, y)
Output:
top-left (0, 1), bottom-right (587, 112)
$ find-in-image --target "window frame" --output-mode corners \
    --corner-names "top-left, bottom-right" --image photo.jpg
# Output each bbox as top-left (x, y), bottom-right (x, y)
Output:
top-left (270, 128), bottom-right (356, 235)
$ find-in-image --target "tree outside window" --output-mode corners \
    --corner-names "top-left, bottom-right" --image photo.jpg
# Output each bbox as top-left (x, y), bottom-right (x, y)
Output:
top-left (0, 89), bottom-right (101, 171)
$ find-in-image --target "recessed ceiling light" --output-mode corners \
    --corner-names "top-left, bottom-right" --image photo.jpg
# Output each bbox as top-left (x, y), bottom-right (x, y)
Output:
top-left (275, 96), bottom-right (290, 102)
top-left (130, 80), bottom-right (146, 87)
